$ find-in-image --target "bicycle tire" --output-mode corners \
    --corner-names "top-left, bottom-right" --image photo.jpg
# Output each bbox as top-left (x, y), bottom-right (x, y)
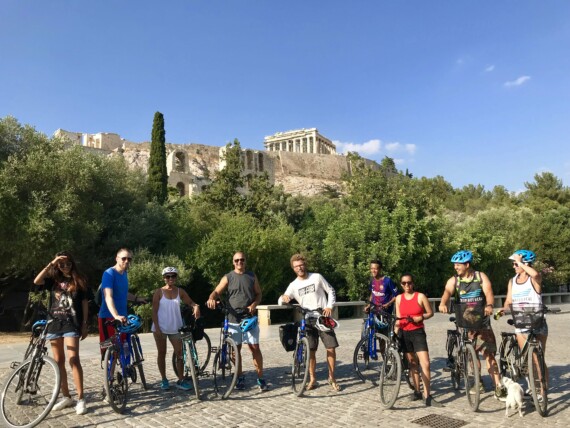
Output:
top-left (173, 332), bottom-right (212, 376)
top-left (379, 348), bottom-right (402, 409)
top-left (130, 335), bottom-right (148, 390)
top-left (401, 358), bottom-right (415, 391)
top-left (450, 337), bottom-right (461, 391)
top-left (185, 340), bottom-right (201, 400)
top-left (353, 333), bottom-right (387, 385)
top-left (213, 337), bottom-right (239, 399)
top-left (0, 356), bottom-right (60, 428)
top-left (528, 344), bottom-right (548, 416)
top-left (463, 343), bottom-right (480, 412)
top-left (103, 347), bottom-right (128, 414)
top-left (292, 337), bottom-right (310, 396)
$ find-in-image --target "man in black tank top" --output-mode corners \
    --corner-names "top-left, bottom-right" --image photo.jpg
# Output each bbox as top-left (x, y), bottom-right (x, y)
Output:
top-left (206, 252), bottom-right (268, 391)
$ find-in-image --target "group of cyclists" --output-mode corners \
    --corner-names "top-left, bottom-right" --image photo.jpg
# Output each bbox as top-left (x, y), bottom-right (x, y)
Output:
top-left (31, 245), bottom-right (549, 415)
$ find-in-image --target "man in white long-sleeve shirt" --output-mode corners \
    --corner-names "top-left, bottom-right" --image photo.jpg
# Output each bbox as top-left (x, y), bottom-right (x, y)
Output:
top-left (278, 254), bottom-right (341, 392)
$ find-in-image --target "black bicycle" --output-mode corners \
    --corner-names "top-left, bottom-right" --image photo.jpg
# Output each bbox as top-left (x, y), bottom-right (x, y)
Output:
top-left (444, 302), bottom-right (482, 412)
top-left (0, 319), bottom-right (61, 428)
top-left (497, 304), bottom-right (559, 417)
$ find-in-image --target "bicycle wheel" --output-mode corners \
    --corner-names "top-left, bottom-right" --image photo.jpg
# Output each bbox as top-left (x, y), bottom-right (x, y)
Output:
top-left (212, 337), bottom-right (239, 399)
top-left (103, 347), bottom-right (128, 414)
top-left (450, 339), bottom-right (461, 391)
top-left (0, 356), bottom-right (60, 428)
top-left (462, 343), bottom-right (480, 412)
top-left (353, 333), bottom-right (388, 385)
top-left (379, 348), bottom-right (402, 409)
top-left (292, 337), bottom-right (310, 396)
top-left (194, 332), bottom-right (212, 374)
top-left (528, 344), bottom-right (548, 416)
top-left (130, 335), bottom-right (148, 390)
top-left (185, 340), bottom-right (201, 400)
top-left (401, 356), bottom-right (415, 391)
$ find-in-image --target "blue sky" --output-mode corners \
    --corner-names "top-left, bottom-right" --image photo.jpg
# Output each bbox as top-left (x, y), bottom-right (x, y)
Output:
top-left (2, 1), bottom-right (569, 192)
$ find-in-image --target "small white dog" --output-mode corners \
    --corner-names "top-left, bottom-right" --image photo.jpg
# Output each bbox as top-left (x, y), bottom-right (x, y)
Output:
top-left (502, 376), bottom-right (524, 417)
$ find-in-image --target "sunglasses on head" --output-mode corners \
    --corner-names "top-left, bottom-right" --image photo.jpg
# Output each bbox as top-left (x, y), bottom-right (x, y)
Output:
top-left (234, 258), bottom-right (245, 263)
top-left (164, 274), bottom-right (177, 279)
top-left (120, 257), bottom-right (133, 262)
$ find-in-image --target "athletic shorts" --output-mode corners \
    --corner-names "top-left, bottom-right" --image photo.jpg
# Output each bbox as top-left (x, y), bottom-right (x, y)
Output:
top-left (401, 328), bottom-right (429, 353)
top-left (468, 327), bottom-right (497, 355)
top-left (46, 331), bottom-right (79, 340)
top-left (305, 326), bottom-right (339, 350)
top-left (153, 331), bottom-right (182, 341)
top-left (516, 320), bottom-right (548, 336)
top-left (228, 322), bottom-right (260, 345)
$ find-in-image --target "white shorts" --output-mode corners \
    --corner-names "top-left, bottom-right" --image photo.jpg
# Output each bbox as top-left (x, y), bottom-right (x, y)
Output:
top-left (228, 322), bottom-right (260, 345)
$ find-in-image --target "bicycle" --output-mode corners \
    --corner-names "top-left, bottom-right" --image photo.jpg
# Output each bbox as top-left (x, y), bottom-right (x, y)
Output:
top-left (443, 301), bottom-right (482, 412)
top-left (375, 310), bottom-right (417, 409)
top-left (497, 304), bottom-right (559, 417)
top-left (211, 300), bottom-right (240, 399)
top-left (172, 313), bottom-right (212, 377)
top-left (352, 303), bottom-right (414, 390)
top-left (171, 316), bottom-right (212, 400)
top-left (1, 319), bottom-right (61, 428)
top-left (100, 314), bottom-right (147, 414)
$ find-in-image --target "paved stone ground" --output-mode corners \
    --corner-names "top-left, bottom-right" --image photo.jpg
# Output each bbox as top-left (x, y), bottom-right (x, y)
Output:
top-left (1, 306), bottom-right (569, 428)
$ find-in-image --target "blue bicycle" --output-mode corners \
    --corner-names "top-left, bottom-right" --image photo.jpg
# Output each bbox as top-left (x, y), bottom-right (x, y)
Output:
top-left (211, 301), bottom-right (240, 399)
top-left (353, 302), bottom-right (388, 384)
top-left (290, 306), bottom-right (319, 397)
top-left (100, 315), bottom-right (147, 414)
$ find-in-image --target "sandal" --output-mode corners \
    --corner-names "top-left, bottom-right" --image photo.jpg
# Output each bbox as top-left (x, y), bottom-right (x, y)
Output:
top-left (328, 378), bottom-right (341, 392)
top-left (306, 380), bottom-right (318, 391)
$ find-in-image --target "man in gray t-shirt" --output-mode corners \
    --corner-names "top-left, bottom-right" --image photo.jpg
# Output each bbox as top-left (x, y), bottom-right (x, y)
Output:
top-left (206, 252), bottom-right (268, 391)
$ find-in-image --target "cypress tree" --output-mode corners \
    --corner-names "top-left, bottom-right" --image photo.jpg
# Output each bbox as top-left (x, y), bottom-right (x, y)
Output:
top-left (148, 111), bottom-right (168, 203)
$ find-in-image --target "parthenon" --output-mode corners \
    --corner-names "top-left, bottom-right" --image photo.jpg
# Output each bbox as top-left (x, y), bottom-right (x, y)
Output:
top-left (263, 128), bottom-right (336, 155)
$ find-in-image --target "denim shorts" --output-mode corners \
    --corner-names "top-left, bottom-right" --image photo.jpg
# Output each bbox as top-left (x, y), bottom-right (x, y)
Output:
top-left (46, 331), bottom-right (80, 340)
top-left (228, 322), bottom-right (260, 345)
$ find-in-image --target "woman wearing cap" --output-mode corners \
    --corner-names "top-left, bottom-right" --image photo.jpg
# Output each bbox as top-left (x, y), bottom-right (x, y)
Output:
top-left (151, 267), bottom-right (200, 391)
top-left (395, 273), bottom-right (442, 407)
top-left (33, 251), bottom-right (89, 415)
top-left (502, 250), bottom-right (549, 380)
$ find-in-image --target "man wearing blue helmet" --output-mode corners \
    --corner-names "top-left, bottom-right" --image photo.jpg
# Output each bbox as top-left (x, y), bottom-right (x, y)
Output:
top-left (206, 252), bottom-right (268, 391)
top-left (439, 250), bottom-right (507, 401)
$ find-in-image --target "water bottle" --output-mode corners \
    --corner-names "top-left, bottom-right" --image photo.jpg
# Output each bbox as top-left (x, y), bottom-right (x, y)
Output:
top-left (493, 311), bottom-right (503, 321)
top-left (122, 340), bottom-right (130, 358)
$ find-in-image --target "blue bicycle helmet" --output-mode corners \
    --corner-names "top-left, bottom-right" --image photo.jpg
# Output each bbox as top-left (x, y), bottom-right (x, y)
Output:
top-left (450, 250), bottom-right (473, 264)
top-left (509, 249), bottom-right (536, 264)
top-left (240, 316), bottom-right (258, 333)
top-left (32, 319), bottom-right (47, 336)
top-left (117, 314), bottom-right (142, 334)
top-left (374, 314), bottom-right (389, 330)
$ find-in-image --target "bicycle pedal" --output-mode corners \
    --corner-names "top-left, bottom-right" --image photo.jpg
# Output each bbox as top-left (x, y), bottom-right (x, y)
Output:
top-left (10, 361), bottom-right (20, 369)
top-left (211, 347), bottom-right (219, 353)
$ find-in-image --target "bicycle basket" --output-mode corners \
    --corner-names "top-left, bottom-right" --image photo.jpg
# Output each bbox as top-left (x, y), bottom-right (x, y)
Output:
top-left (279, 323), bottom-right (297, 352)
top-left (454, 301), bottom-right (486, 329)
top-left (192, 317), bottom-right (206, 341)
top-left (510, 304), bottom-right (545, 330)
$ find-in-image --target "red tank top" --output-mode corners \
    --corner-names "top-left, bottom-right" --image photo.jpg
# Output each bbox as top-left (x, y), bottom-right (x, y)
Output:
top-left (399, 292), bottom-right (424, 331)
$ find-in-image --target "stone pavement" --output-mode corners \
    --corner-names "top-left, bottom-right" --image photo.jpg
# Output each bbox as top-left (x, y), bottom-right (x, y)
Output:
top-left (1, 305), bottom-right (569, 428)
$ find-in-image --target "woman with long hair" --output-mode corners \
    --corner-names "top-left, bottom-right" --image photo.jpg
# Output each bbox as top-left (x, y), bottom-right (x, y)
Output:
top-left (34, 251), bottom-right (89, 415)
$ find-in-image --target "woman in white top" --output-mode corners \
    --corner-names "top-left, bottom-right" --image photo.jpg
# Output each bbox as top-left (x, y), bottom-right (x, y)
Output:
top-left (151, 267), bottom-right (200, 391)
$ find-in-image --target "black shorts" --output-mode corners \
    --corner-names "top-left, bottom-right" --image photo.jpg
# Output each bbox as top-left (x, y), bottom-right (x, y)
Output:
top-left (401, 328), bottom-right (428, 353)
top-left (305, 326), bottom-right (339, 350)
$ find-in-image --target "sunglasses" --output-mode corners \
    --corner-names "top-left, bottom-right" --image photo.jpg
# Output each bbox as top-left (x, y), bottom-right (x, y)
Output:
top-left (401, 281), bottom-right (413, 285)
top-left (120, 257), bottom-right (133, 262)
top-left (164, 274), bottom-right (177, 279)
top-left (58, 262), bottom-right (72, 269)
top-left (234, 258), bottom-right (245, 263)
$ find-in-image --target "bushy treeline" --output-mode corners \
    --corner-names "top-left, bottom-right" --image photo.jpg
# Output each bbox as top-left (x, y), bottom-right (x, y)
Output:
top-left (2, 116), bottom-right (569, 318)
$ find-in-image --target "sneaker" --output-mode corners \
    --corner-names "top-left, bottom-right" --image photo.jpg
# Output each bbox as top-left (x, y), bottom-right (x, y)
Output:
top-left (407, 391), bottom-right (423, 402)
top-left (424, 395), bottom-right (443, 407)
top-left (75, 399), bottom-right (87, 415)
top-left (479, 379), bottom-right (486, 393)
top-left (160, 379), bottom-right (170, 390)
top-left (494, 386), bottom-right (507, 402)
top-left (257, 378), bottom-right (269, 391)
top-left (53, 396), bottom-right (74, 411)
top-left (235, 375), bottom-right (246, 390)
top-left (175, 379), bottom-right (193, 391)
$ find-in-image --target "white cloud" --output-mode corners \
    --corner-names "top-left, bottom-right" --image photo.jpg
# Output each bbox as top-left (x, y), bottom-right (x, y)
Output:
top-left (484, 65), bottom-right (495, 72)
top-left (334, 139), bottom-right (381, 156)
top-left (504, 75), bottom-right (531, 87)
top-left (393, 158), bottom-right (405, 166)
top-left (385, 142), bottom-right (417, 155)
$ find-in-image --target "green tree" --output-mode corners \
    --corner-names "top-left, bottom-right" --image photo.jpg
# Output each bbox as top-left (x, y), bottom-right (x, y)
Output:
top-left (0, 116), bottom-right (48, 164)
top-left (148, 111), bottom-right (168, 204)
